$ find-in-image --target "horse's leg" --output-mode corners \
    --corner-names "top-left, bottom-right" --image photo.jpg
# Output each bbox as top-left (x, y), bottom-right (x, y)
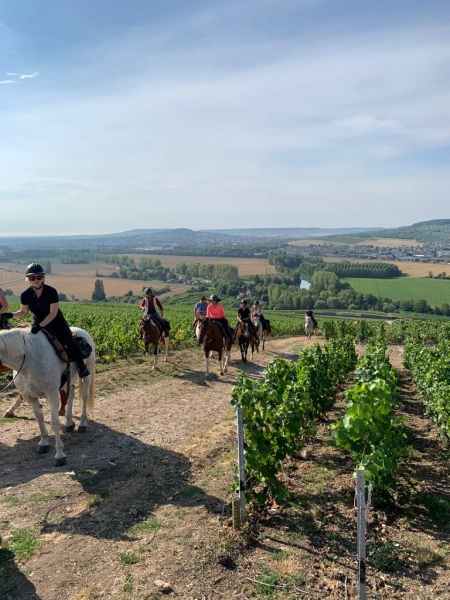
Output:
top-left (204, 349), bottom-right (210, 378)
top-left (3, 393), bottom-right (24, 418)
top-left (64, 382), bottom-right (76, 433)
top-left (163, 336), bottom-right (169, 362)
top-left (48, 393), bottom-right (66, 466)
top-left (218, 349), bottom-right (224, 375)
top-left (26, 396), bottom-right (51, 455)
top-left (223, 345), bottom-right (230, 373)
top-left (152, 343), bottom-right (158, 371)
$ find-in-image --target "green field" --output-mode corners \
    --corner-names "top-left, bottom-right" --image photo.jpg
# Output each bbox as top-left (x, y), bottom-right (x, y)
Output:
top-left (343, 277), bottom-right (450, 305)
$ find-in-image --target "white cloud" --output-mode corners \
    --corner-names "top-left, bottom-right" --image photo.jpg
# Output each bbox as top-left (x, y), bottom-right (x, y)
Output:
top-left (5, 72), bottom-right (17, 76)
top-left (0, 80), bottom-right (17, 85)
top-left (19, 72), bottom-right (39, 79)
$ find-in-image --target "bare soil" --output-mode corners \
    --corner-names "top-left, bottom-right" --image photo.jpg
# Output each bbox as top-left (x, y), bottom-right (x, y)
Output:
top-left (1, 338), bottom-right (449, 600)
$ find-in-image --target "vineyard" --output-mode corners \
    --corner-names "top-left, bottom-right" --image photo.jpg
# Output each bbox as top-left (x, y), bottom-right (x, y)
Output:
top-left (1, 310), bottom-right (450, 599)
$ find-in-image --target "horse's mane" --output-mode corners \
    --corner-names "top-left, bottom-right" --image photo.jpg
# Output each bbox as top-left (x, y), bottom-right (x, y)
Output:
top-left (0, 328), bottom-right (33, 358)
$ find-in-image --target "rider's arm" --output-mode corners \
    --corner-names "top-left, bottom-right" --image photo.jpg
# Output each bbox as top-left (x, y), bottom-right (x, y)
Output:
top-left (10, 304), bottom-right (30, 319)
top-left (39, 303), bottom-right (59, 328)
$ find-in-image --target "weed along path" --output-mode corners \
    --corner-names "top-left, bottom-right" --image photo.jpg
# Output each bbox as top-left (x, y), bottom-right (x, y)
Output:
top-left (1, 337), bottom-right (450, 599)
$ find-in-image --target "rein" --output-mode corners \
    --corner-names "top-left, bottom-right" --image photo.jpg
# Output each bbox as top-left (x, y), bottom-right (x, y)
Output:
top-left (0, 355), bottom-right (26, 393)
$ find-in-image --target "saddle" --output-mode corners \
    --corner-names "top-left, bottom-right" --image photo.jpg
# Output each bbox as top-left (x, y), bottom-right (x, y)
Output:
top-left (41, 329), bottom-right (93, 363)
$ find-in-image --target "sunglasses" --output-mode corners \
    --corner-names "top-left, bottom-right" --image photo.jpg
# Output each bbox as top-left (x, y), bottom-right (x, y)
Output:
top-left (28, 275), bottom-right (44, 281)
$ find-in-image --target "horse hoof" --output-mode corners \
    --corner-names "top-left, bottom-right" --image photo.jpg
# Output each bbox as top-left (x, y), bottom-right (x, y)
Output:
top-left (59, 409), bottom-right (66, 416)
top-left (65, 422), bottom-right (76, 433)
top-left (3, 411), bottom-right (15, 418)
top-left (55, 457), bottom-right (67, 467)
top-left (78, 425), bottom-right (87, 433)
top-left (37, 445), bottom-right (50, 454)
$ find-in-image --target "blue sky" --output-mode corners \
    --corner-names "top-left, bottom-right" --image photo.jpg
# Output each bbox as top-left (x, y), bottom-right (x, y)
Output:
top-left (1, 0), bottom-right (449, 235)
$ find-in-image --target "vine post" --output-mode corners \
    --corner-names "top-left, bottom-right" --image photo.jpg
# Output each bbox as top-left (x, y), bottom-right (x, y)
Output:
top-left (356, 469), bottom-right (366, 600)
top-left (236, 406), bottom-right (246, 526)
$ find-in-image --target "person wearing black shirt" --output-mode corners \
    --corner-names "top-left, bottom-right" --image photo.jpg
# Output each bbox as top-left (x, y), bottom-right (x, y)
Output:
top-left (237, 300), bottom-right (259, 340)
top-left (4, 263), bottom-right (90, 378)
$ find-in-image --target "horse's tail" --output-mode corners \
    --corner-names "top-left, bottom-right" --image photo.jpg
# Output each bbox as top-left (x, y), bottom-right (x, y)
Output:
top-left (79, 369), bottom-right (95, 413)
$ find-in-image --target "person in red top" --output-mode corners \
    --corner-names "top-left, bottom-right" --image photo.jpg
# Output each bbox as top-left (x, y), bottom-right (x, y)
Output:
top-left (206, 294), bottom-right (234, 343)
top-left (139, 287), bottom-right (168, 336)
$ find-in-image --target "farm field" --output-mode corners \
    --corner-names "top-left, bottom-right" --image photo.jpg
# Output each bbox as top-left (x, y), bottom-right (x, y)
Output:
top-left (322, 256), bottom-right (450, 277)
top-left (0, 263), bottom-right (189, 301)
top-left (342, 277), bottom-right (450, 305)
top-left (1, 338), bottom-right (449, 599)
top-left (122, 254), bottom-right (276, 276)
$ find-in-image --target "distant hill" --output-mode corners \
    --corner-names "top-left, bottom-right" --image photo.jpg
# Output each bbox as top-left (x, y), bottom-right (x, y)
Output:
top-left (0, 226), bottom-right (384, 250)
top-left (316, 220), bottom-right (450, 244)
top-left (200, 227), bottom-right (382, 238)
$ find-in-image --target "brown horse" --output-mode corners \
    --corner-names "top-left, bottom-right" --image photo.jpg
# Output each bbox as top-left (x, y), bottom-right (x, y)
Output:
top-left (236, 321), bottom-right (258, 363)
top-left (140, 314), bottom-right (169, 370)
top-left (197, 318), bottom-right (232, 377)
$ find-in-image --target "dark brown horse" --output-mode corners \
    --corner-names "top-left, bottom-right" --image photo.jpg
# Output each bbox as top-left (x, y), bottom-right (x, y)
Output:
top-left (235, 321), bottom-right (258, 362)
top-left (140, 315), bottom-right (169, 370)
top-left (197, 318), bottom-right (232, 377)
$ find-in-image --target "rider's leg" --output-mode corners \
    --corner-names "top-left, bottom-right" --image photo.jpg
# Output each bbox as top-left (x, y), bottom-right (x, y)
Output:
top-left (47, 322), bottom-right (90, 378)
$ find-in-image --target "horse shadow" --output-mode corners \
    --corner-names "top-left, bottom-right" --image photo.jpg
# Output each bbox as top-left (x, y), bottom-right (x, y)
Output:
top-left (0, 421), bottom-right (226, 542)
top-left (0, 548), bottom-right (42, 600)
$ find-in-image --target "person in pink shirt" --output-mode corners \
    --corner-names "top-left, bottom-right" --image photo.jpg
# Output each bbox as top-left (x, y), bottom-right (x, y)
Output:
top-left (206, 294), bottom-right (234, 343)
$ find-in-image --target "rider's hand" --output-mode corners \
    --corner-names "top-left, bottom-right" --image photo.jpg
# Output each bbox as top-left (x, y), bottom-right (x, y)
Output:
top-left (1, 312), bottom-right (14, 319)
top-left (31, 324), bottom-right (41, 334)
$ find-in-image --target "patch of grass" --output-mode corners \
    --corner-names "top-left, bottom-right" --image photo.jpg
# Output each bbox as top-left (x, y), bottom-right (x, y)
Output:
top-left (0, 522), bottom-right (8, 531)
top-left (0, 417), bottom-right (21, 424)
top-left (6, 528), bottom-right (41, 561)
top-left (123, 574), bottom-right (134, 592)
top-left (2, 495), bottom-right (25, 506)
top-left (176, 485), bottom-right (203, 499)
top-left (251, 565), bottom-right (280, 597)
top-left (302, 467), bottom-right (338, 494)
top-left (410, 542), bottom-right (445, 566)
top-left (118, 550), bottom-right (141, 565)
top-left (29, 491), bottom-right (59, 502)
top-left (368, 541), bottom-right (405, 572)
top-left (133, 517), bottom-right (166, 533)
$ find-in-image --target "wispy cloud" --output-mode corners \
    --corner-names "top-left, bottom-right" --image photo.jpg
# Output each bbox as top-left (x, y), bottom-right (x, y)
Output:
top-left (0, 79), bottom-right (17, 85)
top-left (19, 72), bottom-right (39, 79)
top-left (5, 72), bottom-right (17, 76)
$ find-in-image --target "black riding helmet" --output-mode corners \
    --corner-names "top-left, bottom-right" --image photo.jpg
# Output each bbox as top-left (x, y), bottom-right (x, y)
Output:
top-left (210, 294), bottom-right (220, 301)
top-left (25, 263), bottom-right (45, 276)
top-left (145, 288), bottom-right (152, 294)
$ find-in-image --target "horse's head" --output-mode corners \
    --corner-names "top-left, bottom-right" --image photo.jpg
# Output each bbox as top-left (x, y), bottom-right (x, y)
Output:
top-left (197, 317), bottom-right (210, 344)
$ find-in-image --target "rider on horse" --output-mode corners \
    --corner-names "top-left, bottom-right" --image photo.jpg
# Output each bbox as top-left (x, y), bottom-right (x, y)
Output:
top-left (237, 300), bottom-right (259, 340)
top-left (251, 300), bottom-right (269, 333)
top-left (305, 306), bottom-right (318, 329)
top-left (140, 288), bottom-right (169, 336)
top-left (206, 294), bottom-right (234, 344)
top-left (4, 263), bottom-right (90, 378)
top-left (193, 295), bottom-right (208, 326)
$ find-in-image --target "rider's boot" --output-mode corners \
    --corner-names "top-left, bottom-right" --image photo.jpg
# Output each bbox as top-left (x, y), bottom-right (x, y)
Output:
top-left (77, 362), bottom-right (90, 379)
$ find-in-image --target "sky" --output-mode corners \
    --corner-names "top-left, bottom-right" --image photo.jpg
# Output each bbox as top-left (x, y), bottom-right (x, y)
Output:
top-left (1, 0), bottom-right (449, 235)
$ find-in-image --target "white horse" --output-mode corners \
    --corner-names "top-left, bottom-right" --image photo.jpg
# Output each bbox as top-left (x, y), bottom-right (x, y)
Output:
top-left (0, 326), bottom-right (95, 466)
top-left (305, 316), bottom-right (315, 340)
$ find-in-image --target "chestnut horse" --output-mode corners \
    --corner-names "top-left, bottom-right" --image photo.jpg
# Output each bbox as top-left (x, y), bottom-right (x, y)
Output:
top-left (197, 318), bottom-right (232, 377)
top-left (139, 314), bottom-right (169, 370)
top-left (235, 321), bottom-right (258, 363)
